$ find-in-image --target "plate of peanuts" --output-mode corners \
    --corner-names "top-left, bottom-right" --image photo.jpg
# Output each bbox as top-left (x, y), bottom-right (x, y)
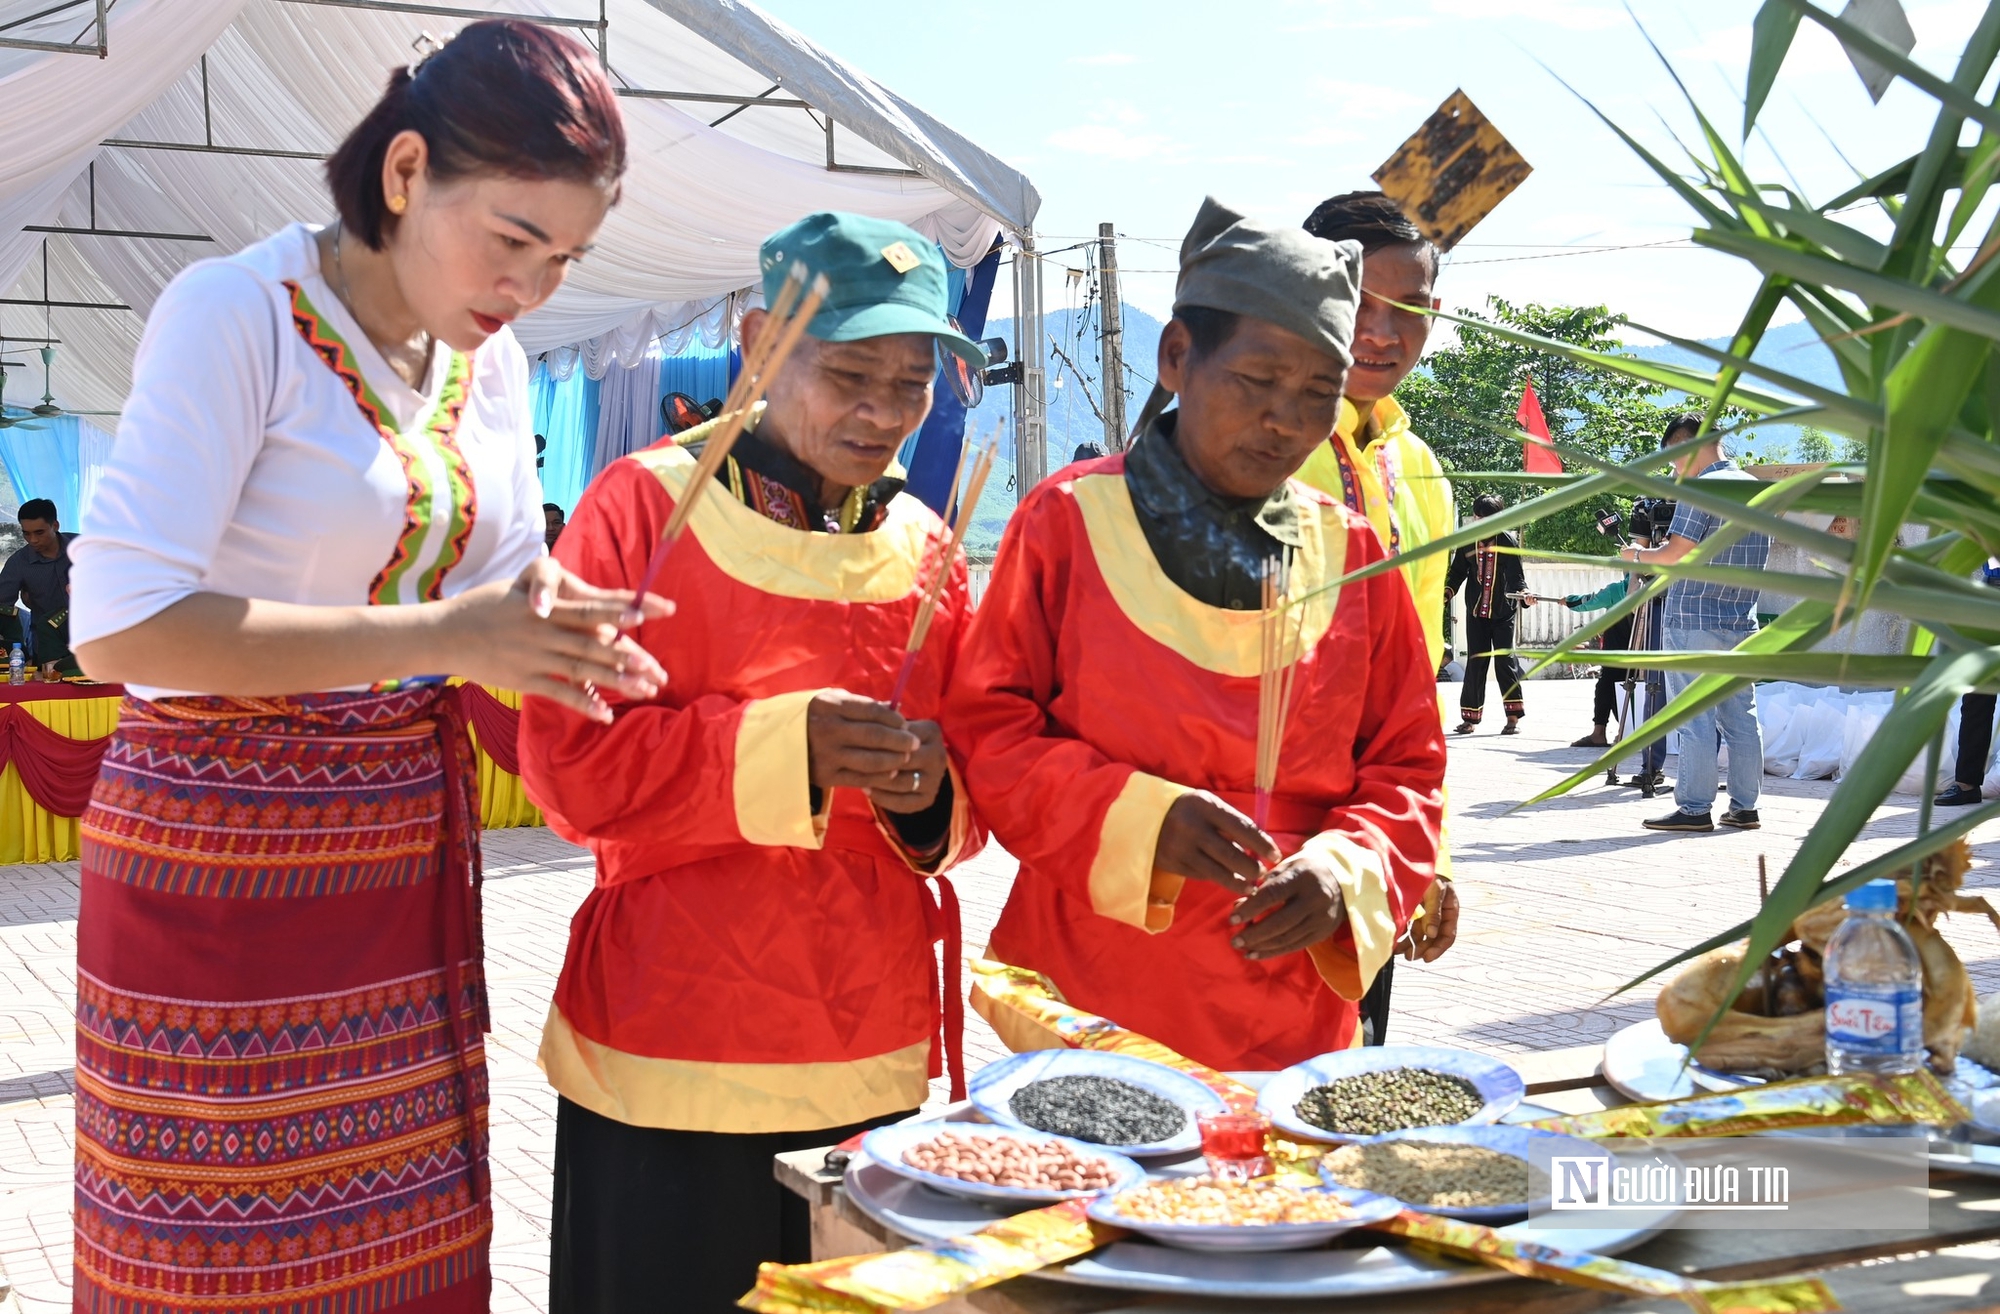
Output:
top-left (1085, 1177), bottom-right (1401, 1252)
top-left (861, 1124), bottom-right (1148, 1205)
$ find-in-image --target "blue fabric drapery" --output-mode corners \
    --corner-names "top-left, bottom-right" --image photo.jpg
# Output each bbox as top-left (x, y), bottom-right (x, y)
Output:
top-left (529, 364), bottom-right (600, 514)
top-left (904, 243), bottom-right (1002, 514)
top-left (0, 412), bottom-right (108, 527)
top-left (532, 343), bottom-right (732, 512)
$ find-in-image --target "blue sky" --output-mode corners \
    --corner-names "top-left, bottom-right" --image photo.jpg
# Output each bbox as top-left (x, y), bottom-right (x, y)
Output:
top-left (753, 0), bottom-right (1975, 342)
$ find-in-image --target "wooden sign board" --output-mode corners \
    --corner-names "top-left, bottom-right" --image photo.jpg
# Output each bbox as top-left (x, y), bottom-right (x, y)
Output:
top-left (1372, 90), bottom-right (1532, 251)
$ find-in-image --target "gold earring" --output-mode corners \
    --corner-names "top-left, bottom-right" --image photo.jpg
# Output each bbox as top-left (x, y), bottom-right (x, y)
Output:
top-left (387, 195), bottom-right (408, 215)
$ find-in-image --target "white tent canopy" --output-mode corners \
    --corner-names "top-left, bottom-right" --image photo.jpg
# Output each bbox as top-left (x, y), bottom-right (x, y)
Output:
top-left (0, 0), bottom-right (1041, 416)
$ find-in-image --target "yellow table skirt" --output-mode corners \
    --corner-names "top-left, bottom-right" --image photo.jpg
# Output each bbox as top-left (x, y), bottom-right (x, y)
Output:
top-left (0, 685), bottom-right (543, 866)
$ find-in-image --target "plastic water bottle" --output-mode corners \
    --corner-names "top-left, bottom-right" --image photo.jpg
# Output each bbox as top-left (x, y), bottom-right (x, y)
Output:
top-left (7, 644), bottom-right (22, 687)
top-left (1823, 879), bottom-right (1924, 1075)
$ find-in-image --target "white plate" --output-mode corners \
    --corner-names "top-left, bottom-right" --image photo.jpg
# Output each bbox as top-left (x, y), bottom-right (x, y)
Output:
top-left (1258, 1045), bottom-right (1525, 1144)
top-left (1604, 1019), bottom-right (2000, 1108)
top-left (968, 1050), bottom-right (1227, 1157)
top-left (861, 1123), bottom-right (1145, 1205)
top-left (1084, 1183), bottom-right (1400, 1253)
top-left (1600, 1019), bottom-right (1758, 1103)
top-left (843, 1158), bottom-right (1673, 1299)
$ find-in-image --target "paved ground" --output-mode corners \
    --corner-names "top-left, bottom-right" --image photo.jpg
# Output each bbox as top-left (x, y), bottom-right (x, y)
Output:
top-left (2, 681), bottom-right (1997, 1311)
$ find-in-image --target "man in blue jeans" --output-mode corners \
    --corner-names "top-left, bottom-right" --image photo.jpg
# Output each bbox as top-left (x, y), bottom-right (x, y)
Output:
top-left (1618, 414), bottom-right (1770, 833)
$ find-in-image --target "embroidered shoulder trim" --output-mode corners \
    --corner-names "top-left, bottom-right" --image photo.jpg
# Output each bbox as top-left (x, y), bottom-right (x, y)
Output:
top-left (283, 280), bottom-right (479, 604)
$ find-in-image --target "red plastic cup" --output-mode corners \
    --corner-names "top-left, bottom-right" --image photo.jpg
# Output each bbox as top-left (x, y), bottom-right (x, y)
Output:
top-left (1198, 1111), bottom-right (1272, 1181)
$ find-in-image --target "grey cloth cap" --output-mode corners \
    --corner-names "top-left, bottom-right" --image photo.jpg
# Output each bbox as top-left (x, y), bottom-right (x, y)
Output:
top-left (1173, 196), bottom-right (1363, 370)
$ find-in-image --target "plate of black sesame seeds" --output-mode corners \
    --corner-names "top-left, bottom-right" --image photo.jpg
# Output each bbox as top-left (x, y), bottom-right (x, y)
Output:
top-left (1257, 1045), bottom-right (1525, 1145)
top-left (968, 1050), bottom-right (1228, 1156)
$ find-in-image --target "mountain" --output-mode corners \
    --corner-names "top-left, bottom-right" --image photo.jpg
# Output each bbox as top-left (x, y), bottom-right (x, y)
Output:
top-left (1624, 319), bottom-right (1844, 458)
top-left (964, 305), bottom-right (1165, 554)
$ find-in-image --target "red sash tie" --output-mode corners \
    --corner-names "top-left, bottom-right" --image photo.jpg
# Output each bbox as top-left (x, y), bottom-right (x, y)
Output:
top-left (920, 873), bottom-right (966, 1101)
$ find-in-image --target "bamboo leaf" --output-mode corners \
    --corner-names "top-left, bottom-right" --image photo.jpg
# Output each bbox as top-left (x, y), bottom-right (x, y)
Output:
top-left (1698, 228), bottom-right (2000, 341)
top-left (1745, 1), bottom-right (1804, 135)
top-left (1428, 305), bottom-right (1798, 413)
top-left (1613, 798), bottom-right (2000, 998)
top-left (1587, 651), bottom-right (1944, 685)
top-left (1857, 304), bottom-right (2000, 612)
top-left (1517, 602), bottom-right (1836, 806)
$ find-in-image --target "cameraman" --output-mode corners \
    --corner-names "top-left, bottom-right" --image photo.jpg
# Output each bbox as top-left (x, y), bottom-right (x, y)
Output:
top-left (1618, 415), bottom-right (1770, 833)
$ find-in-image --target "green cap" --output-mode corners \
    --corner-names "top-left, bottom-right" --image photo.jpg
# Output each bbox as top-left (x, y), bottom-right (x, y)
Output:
top-left (759, 212), bottom-right (987, 368)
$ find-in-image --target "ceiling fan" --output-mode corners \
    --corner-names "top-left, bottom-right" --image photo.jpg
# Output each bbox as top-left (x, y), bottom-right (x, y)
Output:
top-left (0, 362), bottom-right (46, 431)
top-left (14, 347), bottom-right (117, 422)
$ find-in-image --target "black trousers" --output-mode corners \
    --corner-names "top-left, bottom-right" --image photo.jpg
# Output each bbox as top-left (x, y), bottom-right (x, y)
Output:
top-left (1955, 692), bottom-right (1997, 787)
top-left (1592, 614), bottom-right (1636, 726)
top-left (1460, 614), bottom-right (1523, 723)
top-left (1359, 957), bottom-right (1394, 1045)
top-left (550, 1096), bottom-right (917, 1314)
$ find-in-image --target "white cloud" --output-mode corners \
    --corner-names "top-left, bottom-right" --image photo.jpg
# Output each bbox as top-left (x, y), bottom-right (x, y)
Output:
top-left (1309, 79), bottom-right (1430, 119)
top-left (1067, 51), bottom-right (1138, 66)
top-left (1046, 124), bottom-right (1175, 160)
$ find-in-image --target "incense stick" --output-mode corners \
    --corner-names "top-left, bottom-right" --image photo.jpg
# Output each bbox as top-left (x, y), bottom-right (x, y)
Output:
top-left (628, 266), bottom-right (827, 607)
top-left (1254, 557), bottom-right (1305, 831)
top-left (888, 430), bottom-right (999, 709)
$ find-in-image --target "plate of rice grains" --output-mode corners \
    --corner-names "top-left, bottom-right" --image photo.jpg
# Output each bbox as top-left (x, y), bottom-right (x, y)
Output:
top-left (1085, 1177), bottom-right (1402, 1252)
top-left (968, 1050), bottom-right (1227, 1156)
top-left (861, 1124), bottom-right (1147, 1205)
top-left (1316, 1125), bottom-right (1593, 1223)
top-left (1257, 1045), bottom-right (1525, 1145)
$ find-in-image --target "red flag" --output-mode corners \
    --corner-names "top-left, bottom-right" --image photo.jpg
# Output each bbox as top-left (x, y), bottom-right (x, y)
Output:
top-left (1517, 376), bottom-right (1564, 474)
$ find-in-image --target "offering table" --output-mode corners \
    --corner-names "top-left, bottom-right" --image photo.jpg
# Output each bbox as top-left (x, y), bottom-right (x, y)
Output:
top-left (774, 1044), bottom-right (2000, 1313)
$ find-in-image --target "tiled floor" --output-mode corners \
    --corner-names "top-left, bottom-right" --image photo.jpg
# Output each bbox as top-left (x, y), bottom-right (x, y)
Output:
top-left (2, 681), bottom-right (1996, 1311)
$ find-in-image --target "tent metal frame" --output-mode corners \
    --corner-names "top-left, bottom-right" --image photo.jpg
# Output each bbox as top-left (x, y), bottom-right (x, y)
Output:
top-left (0, 0), bottom-right (107, 58)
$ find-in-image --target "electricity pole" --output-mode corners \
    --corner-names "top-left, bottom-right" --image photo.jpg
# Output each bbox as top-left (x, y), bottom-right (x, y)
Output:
top-left (1097, 223), bottom-right (1128, 451)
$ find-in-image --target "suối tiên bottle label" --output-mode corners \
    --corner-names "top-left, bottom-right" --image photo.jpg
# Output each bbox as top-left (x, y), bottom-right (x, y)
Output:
top-left (1825, 984), bottom-right (1922, 1053)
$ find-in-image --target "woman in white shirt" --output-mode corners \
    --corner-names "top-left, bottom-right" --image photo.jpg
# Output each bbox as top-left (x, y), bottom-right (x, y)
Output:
top-left (66, 22), bottom-right (660, 1314)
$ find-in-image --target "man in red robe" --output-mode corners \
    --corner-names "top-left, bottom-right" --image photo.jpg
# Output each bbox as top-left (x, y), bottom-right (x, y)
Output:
top-left (946, 198), bottom-right (1446, 1072)
top-left (521, 212), bottom-right (985, 1312)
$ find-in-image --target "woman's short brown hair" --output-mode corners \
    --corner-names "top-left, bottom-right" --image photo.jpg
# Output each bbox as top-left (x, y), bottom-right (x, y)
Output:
top-left (326, 19), bottom-right (626, 250)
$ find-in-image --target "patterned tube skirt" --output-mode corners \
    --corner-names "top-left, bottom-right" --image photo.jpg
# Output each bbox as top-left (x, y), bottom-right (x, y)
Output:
top-left (72, 687), bottom-right (490, 1314)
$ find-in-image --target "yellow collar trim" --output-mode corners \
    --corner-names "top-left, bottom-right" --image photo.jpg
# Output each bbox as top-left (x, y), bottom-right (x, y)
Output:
top-left (1069, 472), bottom-right (1346, 677)
top-left (627, 443), bottom-right (932, 603)
top-left (1339, 395), bottom-right (1411, 451)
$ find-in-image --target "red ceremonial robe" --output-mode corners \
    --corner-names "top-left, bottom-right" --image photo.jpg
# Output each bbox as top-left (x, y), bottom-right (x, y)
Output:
top-left (943, 455), bottom-right (1445, 1072)
top-left (520, 430), bottom-right (980, 1133)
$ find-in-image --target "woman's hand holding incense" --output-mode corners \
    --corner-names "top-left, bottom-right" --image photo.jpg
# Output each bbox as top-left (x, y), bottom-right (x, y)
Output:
top-left (1228, 855), bottom-right (1346, 961)
top-left (808, 690), bottom-right (929, 797)
top-left (1153, 793), bottom-right (1278, 896)
top-left (870, 719), bottom-right (948, 815)
top-left (440, 558), bottom-right (670, 724)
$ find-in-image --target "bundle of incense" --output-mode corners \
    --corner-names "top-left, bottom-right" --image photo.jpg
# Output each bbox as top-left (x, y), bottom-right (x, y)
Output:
top-left (629, 265), bottom-right (830, 607)
top-left (1254, 557), bottom-right (1305, 830)
top-left (886, 433), bottom-right (997, 709)
top-left (1521, 1069), bottom-right (1967, 1139)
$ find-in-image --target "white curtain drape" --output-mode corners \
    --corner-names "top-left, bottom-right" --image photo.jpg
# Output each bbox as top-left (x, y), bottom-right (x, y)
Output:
top-left (591, 347), bottom-right (665, 475)
top-left (0, 0), bottom-right (252, 300)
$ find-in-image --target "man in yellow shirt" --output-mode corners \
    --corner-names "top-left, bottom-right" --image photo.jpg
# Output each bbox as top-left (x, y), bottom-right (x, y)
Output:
top-left (1296, 191), bottom-right (1459, 1040)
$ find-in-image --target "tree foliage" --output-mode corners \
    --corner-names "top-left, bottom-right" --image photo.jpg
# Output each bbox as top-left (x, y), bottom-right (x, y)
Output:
top-left (1397, 298), bottom-right (1688, 555)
